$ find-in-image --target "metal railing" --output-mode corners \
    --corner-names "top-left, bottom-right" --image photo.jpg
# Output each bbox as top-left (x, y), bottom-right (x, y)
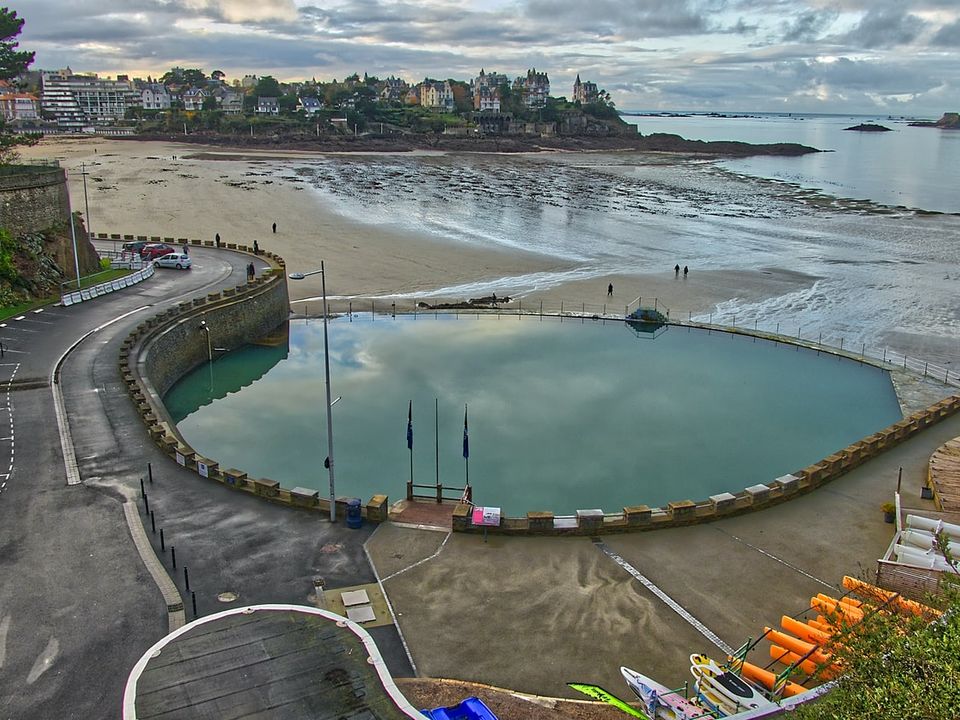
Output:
top-left (293, 297), bottom-right (960, 390)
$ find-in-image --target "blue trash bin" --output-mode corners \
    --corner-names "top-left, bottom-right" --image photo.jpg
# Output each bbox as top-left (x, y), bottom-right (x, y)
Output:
top-left (346, 498), bottom-right (363, 529)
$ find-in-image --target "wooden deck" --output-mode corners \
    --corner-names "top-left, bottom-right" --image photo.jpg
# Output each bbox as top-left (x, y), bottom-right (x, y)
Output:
top-left (929, 436), bottom-right (960, 512)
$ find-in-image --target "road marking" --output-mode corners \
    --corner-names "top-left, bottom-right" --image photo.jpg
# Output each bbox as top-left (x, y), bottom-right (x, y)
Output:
top-left (26, 637), bottom-right (59, 684)
top-left (13, 316), bottom-right (24, 321)
top-left (592, 538), bottom-right (734, 656)
top-left (0, 363), bottom-right (17, 496)
top-left (32, 309), bottom-right (43, 314)
top-left (0, 614), bottom-right (9, 667)
top-left (710, 527), bottom-right (835, 589)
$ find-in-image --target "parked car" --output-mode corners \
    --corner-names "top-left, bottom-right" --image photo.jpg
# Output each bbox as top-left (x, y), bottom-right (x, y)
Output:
top-left (154, 252), bottom-right (192, 270)
top-left (122, 240), bottom-right (149, 254)
top-left (140, 243), bottom-right (175, 260)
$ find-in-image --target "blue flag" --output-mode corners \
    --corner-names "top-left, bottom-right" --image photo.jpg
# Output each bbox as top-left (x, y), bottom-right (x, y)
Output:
top-left (406, 400), bottom-right (413, 450)
top-left (462, 405), bottom-right (469, 459)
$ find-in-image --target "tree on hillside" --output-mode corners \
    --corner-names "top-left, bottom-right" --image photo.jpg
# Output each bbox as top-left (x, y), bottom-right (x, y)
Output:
top-left (0, 7), bottom-right (32, 79)
top-left (0, 7), bottom-right (38, 164)
top-left (253, 76), bottom-right (282, 98)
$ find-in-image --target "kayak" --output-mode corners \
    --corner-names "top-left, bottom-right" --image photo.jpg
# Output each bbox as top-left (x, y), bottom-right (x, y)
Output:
top-left (726, 657), bottom-right (806, 698)
top-left (620, 666), bottom-right (709, 720)
top-left (690, 654), bottom-right (778, 716)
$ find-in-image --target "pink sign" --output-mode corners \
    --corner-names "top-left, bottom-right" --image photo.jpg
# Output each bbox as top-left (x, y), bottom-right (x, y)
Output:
top-left (472, 506), bottom-right (501, 527)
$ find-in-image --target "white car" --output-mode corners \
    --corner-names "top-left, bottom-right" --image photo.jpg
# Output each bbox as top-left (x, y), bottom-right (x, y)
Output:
top-left (154, 252), bottom-right (192, 270)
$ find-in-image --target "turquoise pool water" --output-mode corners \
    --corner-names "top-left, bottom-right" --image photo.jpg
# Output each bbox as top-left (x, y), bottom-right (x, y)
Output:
top-left (164, 315), bottom-right (902, 516)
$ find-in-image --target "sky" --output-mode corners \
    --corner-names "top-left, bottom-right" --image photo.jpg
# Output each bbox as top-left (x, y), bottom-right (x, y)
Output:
top-left (15, 0), bottom-right (960, 116)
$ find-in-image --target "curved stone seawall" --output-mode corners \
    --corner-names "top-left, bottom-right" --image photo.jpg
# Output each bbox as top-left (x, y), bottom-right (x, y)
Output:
top-left (121, 241), bottom-right (389, 522)
top-left (452, 392), bottom-right (960, 536)
top-left (0, 166), bottom-right (70, 238)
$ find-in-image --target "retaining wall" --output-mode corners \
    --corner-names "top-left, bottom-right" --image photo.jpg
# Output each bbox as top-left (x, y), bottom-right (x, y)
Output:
top-left (452, 394), bottom-right (960, 536)
top-left (120, 240), bottom-right (390, 523)
top-left (0, 166), bottom-right (71, 238)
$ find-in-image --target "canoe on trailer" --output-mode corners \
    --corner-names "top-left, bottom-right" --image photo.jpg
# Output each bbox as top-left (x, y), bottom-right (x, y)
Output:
top-left (690, 654), bottom-right (778, 716)
top-left (620, 666), bottom-right (708, 720)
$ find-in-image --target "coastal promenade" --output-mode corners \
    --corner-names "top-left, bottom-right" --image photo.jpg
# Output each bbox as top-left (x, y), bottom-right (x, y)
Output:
top-left (1, 245), bottom-right (956, 717)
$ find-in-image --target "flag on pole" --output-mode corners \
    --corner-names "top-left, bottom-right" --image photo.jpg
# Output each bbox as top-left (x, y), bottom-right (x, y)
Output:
top-left (406, 400), bottom-right (413, 450)
top-left (462, 404), bottom-right (469, 459)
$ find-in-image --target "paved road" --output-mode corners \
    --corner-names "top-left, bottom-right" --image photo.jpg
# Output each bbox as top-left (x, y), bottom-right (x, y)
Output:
top-left (0, 248), bottom-right (410, 720)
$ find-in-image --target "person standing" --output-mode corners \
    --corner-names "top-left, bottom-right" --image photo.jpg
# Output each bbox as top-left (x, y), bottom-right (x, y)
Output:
top-left (247, 262), bottom-right (256, 280)
top-left (607, 282), bottom-right (614, 297)
top-left (683, 265), bottom-right (689, 277)
top-left (674, 264), bottom-right (680, 276)
top-left (272, 222), bottom-right (277, 234)
top-left (253, 240), bottom-right (259, 255)
top-left (215, 232), bottom-right (221, 247)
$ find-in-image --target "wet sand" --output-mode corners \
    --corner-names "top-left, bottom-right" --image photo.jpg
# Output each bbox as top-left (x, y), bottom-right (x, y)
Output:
top-left (23, 137), bottom-right (817, 317)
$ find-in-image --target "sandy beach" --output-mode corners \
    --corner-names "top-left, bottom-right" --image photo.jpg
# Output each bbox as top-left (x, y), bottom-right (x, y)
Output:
top-left (22, 136), bottom-right (816, 320)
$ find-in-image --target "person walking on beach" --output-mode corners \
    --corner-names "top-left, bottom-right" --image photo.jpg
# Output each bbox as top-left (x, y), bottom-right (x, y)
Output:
top-left (683, 265), bottom-right (689, 277)
top-left (674, 264), bottom-right (680, 276)
top-left (272, 222), bottom-right (277, 234)
top-left (607, 282), bottom-right (614, 297)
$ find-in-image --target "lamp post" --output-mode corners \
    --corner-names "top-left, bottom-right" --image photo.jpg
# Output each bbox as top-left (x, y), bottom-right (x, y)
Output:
top-left (199, 320), bottom-right (213, 389)
top-left (288, 262), bottom-right (337, 521)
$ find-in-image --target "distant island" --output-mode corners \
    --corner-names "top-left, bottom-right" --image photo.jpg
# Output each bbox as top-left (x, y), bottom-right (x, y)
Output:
top-left (909, 112), bottom-right (960, 129)
top-left (844, 123), bottom-right (891, 132)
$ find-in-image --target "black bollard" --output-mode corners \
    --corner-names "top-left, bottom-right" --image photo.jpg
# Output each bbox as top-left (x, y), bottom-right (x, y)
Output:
top-left (150, 511), bottom-right (156, 534)
top-left (140, 478), bottom-right (145, 497)
top-left (184, 566), bottom-right (190, 592)
top-left (192, 591), bottom-right (197, 618)
top-left (148, 462), bottom-right (153, 484)
top-left (171, 546), bottom-right (176, 568)
top-left (143, 492), bottom-right (149, 515)
top-left (160, 528), bottom-right (165, 551)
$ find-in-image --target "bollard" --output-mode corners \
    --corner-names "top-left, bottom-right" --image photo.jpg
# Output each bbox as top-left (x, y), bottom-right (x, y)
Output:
top-left (143, 492), bottom-right (149, 515)
top-left (160, 528), bottom-right (165, 552)
top-left (148, 462), bottom-right (153, 484)
top-left (150, 510), bottom-right (156, 534)
top-left (140, 478), bottom-right (145, 497)
top-left (171, 546), bottom-right (176, 568)
top-left (184, 566), bottom-right (190, 592)
top-left (192, 591), bottom-right (197, 618)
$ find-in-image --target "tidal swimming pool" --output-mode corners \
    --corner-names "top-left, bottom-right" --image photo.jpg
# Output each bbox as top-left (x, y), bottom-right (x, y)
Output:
top-left (164, 315), bottom-right (902, 516)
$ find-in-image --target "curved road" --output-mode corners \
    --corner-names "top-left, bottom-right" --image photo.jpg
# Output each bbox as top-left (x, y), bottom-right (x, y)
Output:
top-left (0, 248), bottom-right (406, 719)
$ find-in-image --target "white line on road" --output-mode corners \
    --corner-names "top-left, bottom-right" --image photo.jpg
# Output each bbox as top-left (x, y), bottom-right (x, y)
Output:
top-left (0, 614), bottom-right (9, 668)
top-left (593, 539), bottom-right (734, 656)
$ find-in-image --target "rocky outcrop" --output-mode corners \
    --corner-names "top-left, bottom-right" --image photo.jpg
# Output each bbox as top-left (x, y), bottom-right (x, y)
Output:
top-left (844, 123), bottom-right (891, 132)
top-left (908, 112), bottom-right (959, 128)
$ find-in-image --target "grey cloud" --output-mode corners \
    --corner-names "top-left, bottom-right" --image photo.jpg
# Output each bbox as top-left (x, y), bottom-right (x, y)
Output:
top-left (522, 0), bottom-right (711, 39)
top-left (932, 20), bottom-right (960, 48)
top-left (781, 10), bottom-right (839, 43)
top-left (837, 9), bottom-right (926, 48)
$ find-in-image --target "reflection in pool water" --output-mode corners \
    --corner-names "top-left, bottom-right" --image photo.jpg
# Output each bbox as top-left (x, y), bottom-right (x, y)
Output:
top-left (164, 315), bottom-right (902, 516)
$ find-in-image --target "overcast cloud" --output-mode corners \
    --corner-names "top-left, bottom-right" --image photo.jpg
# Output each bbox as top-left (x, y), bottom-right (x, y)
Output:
top-left (15, 0), bottom-right (960, 115)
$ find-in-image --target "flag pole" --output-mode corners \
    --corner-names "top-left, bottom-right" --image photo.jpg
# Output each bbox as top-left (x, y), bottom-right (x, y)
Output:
top-left (407, 400), bottom-right (413, 487)
top-left (463, 403), bottom-right (469, 491)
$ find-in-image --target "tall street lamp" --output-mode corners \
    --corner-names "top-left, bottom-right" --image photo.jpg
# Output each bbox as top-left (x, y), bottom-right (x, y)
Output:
top-left (81, 162), bottom-right (92, 246)
top-left (288, 262), bottom-right (338, 522)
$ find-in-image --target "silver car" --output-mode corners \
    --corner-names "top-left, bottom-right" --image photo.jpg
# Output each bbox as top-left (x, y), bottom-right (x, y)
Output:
top-left (154, 252), bottom-right (192, 270)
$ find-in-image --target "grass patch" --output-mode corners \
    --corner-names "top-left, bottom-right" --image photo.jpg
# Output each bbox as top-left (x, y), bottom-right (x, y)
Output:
top-left (0, 295), bottom-right (58, 322)
top-left (1, 267), bottom-right (138, 321)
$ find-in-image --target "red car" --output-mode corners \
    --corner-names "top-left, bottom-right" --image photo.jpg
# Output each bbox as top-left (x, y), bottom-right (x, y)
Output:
top-left (140, 243), bottom-right (175, 260)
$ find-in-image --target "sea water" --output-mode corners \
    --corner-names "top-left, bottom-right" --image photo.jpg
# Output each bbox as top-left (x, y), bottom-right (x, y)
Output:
top-left (166, 316), bottom-right (902, 516)
top-left (272, 122), bottom-right (960, 367)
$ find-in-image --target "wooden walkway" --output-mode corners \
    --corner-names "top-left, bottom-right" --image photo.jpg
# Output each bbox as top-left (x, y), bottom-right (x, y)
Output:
top-left (929, 436), bottom-right (960, 512)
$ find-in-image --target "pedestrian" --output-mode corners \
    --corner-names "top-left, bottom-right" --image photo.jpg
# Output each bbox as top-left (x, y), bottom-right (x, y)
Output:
top-left (247, 262), bottom-right (255, 280)
top-left (674, 264), bottom-right (680, 276)
top-left (607, 282), bottom-right (613, 297)
top-left (181, 241), bottom-right (189, 255)
top-left (215, 233), bottom-right (221, 248)
top-left (683, 265), bottom-right (689, 277)
top-left (272, 222), bottom-right (277, 234)
top-left (253, 239), bottom-right (259, 255)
